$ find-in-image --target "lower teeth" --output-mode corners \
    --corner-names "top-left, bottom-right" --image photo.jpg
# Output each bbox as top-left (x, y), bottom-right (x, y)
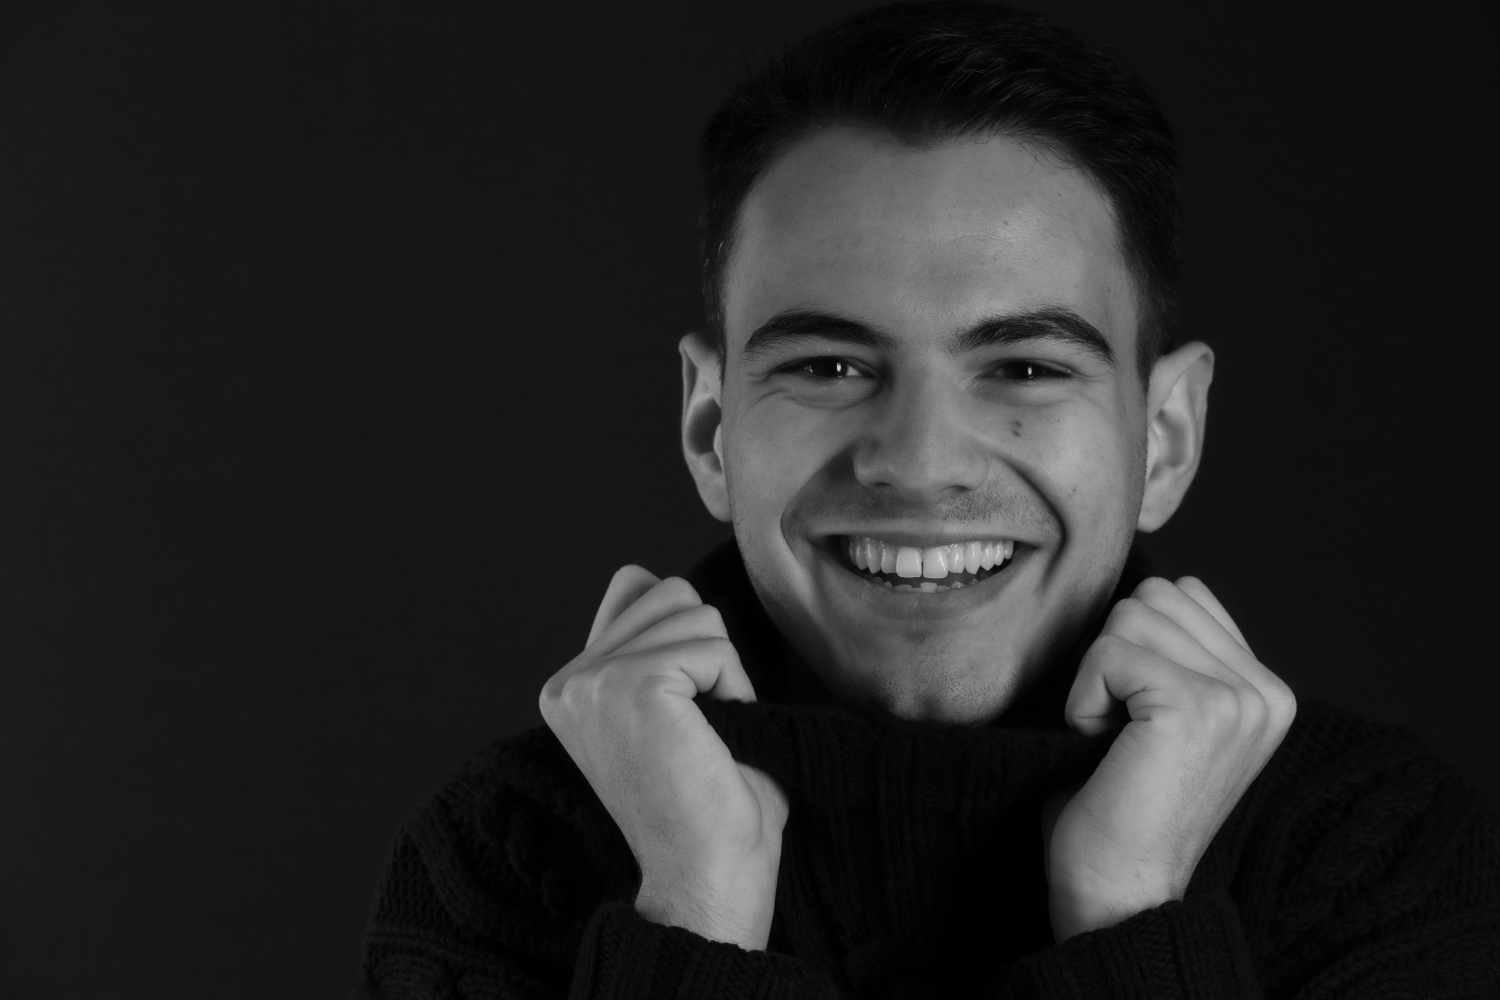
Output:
top-left (871, 565), bottom-right (1000, 591)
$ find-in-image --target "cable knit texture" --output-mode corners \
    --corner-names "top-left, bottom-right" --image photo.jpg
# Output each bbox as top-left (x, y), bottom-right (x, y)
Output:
top-left (356, 543), bottom-right (1500, 999)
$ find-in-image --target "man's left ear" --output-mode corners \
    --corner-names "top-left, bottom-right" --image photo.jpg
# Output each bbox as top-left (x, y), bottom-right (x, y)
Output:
top-left (1138, 341), bottom-right (1214, 532)
top-left (680, 331), bottom-right (732, 522)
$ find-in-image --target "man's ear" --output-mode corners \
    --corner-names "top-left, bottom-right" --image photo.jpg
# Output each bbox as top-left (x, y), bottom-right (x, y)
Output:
top-left (1138, 341), bottom-right (1214, 533)
top-left (680, 331), bottom-right (731, 522)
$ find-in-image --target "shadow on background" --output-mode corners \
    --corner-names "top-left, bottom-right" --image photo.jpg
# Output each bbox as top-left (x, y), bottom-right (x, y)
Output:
top-left (0, 0), bottom-right (1494, 996)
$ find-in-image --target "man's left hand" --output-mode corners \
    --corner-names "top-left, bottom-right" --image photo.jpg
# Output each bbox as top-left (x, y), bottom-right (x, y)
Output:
top-left (1046, 576), bottom-right (1296, 941)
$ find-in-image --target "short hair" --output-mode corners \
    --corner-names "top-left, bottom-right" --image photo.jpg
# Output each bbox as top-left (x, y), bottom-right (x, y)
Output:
top-left (699, 0), bottom-right (1179, 382)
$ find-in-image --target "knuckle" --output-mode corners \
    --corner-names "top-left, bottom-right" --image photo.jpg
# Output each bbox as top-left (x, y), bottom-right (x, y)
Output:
top-left (1237, 688), bottom-right (1269, 729)
top-left (1105, 598), bottom-right (1152, 638)
top-left (1200, 682), bottom-right (1241, 725)
top-left (540, 669), bottom-right (593, 729)
top-left (538, 662), bottom-right (578, 711)
top-left (1134, 576), bottom-right (1175, 601)
top-left (1084, 632), bottom-right (1135, 670)
top-left (629, 673), bottom-right (676, 711)
top-left (696, 603), bottom-right (726, 636)
top-left (705, 634), bottom-right (736, 658)
top-left (657, 576), bottom-right (702, 605)
top-left (680, 634), bottom-right (731, 662)
top-left (1266, 680), bottom-right (1298, 726)
top-left (609, 564), bottom-right (654, 592)
top-left (1093, 632), bottom-right (1135, 657)
top-left (673, 602), bottom-right (721, 633)
top-left (559, 667), bottom-right (606, 710)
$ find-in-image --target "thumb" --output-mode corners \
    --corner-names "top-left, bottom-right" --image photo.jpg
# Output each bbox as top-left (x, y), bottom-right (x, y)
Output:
top-left (587, 565), bottom-right (660, 647)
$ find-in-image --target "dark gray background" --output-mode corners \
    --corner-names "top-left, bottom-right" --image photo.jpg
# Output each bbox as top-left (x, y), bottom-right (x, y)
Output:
top-left (0, 1), bottom-right (1494, 996)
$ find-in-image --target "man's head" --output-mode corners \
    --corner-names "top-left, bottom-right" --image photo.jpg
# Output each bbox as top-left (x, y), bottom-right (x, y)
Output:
top-left (680, 1), bottom-right (1213, 723)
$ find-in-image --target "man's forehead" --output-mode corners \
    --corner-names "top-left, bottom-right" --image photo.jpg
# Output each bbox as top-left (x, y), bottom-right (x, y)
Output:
top-left (722, 128), bottom-right (1135, 353)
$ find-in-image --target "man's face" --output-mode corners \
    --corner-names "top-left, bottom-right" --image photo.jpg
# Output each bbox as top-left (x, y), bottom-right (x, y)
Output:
top-left (714, 128), bottom-right (1151, 723)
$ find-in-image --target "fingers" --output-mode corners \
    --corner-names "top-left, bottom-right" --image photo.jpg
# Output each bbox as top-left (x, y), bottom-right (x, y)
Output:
top-left (1172, 576), bottom-right (1250, 652)
top-left (574, 576), bottom-right (755, 705)
top-left (1089, 578), bottom-right (1296, 741)
top-left (614, 636), bottom-right (758, 703)
top-left (588, 565), bottom-right (662, 647)
top-left (613, 602), bottom-right (728, 658)
top-left (1065, 634), bottom-right (1222, 736)
top-left (589, 572), bottom-right (705, 657)
top-left (1104, 594), bottom-right (1246, 691)
top-left (1127, 578), bottom-right (1285, 705)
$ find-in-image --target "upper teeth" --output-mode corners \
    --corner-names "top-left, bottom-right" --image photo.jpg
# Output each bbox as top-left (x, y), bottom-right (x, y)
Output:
top-left (844, 536), bottom-right (1014, 578)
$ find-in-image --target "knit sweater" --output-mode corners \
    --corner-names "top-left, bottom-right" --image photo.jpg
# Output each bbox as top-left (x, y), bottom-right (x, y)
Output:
top-left (356, 542), bottom-right (1500, 999)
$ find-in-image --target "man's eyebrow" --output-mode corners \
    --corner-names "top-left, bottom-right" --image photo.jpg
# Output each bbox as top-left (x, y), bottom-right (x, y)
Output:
top-left (740, 309), bottom-right (899, 362)
top-left (739, 306), bottom-right (1116, 368)
top-left (949, 308), bottom-right (1116, 368)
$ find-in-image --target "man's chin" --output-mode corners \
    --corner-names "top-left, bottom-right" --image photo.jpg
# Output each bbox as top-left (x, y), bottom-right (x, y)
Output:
top-left (738, 529), bottom-right (1116, 724)
top-left (819, 655), bottom-right (1031, 724)
top-left (773, 614), bottom-right (1039, 724)
top-left (739, 541), bottom-right (1051, 723)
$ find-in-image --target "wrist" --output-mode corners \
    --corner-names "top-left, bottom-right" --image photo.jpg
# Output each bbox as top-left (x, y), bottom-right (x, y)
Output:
top-left (635, 849), bottom-right (781, 950)
top-left (1048, 870), bottom-right (1181, 942)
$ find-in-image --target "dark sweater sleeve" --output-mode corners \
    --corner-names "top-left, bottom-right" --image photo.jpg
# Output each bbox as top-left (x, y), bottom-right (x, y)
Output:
top-left (995, 893), bottom-right (1262, 1000)
top-left (355, 728), bottom-right (839, 1000)
top-left (568, 902), bottom-right (837, 1000)
top-left (993, 711), bottom-right (1500, 1000)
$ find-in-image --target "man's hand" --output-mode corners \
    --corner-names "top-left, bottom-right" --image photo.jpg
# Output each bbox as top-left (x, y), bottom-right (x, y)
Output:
top-left (1046, 576), bottom-right (1296, 941)
top-left (538, 566), bottom-right (788, 951)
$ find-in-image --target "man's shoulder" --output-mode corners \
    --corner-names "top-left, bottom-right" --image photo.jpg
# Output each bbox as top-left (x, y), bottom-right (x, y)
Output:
top-left (359, 729), bottom-right (640, 995)
top-left (1204, 701), bottom-right (1500, 994)
top-left (1269, 699), bottom-right (1484, 799)
top-left (378, 726), bottom-right (636, 951)
top-left (425, 724), bottom-right (595, 827)
top-left (1233, 698), bottom-right (1498, 885)
top-left (415, 722), bottom-right (629, 871)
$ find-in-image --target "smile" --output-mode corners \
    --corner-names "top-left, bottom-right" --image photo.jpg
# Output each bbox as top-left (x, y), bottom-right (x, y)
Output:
top-left (838, 535), bottom-right (1016, 593)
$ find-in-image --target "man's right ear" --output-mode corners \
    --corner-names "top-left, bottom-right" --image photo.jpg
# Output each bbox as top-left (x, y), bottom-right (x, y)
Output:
top-left (679, 331), bottom-right (731, 522)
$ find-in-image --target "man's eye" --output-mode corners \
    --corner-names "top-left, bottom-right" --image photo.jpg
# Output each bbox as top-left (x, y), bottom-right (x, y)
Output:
top-left (796, 357), bottom-right (863, 379)
top-left (995, 360), bottom-right (1068, 381)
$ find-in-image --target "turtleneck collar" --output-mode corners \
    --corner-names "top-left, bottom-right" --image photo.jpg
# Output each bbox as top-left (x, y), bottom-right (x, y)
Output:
top-left (683, 541), bottom-right (1150, 988)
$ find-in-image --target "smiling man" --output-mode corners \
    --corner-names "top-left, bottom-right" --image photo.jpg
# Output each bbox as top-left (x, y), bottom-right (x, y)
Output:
top-left (356, 4), bottom-right (1500, 998)
top-left (695, 129), bottom-right (1182, 725)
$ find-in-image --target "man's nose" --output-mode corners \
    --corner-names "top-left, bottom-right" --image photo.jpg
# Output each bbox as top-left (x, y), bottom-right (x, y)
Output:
top-left (850, 383), bottom-right (989, 502)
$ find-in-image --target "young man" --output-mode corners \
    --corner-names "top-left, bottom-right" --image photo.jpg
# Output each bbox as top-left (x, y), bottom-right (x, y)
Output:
top-left (356, 4), bottom-right (1500, 997)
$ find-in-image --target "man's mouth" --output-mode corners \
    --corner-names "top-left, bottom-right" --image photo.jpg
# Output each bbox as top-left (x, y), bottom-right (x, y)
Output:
top-left (835, 535), bottom-right (1016, 593)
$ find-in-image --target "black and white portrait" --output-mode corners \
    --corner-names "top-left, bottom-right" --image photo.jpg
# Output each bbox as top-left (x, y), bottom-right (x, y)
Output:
top-left (0, 2), bottom-right (1495, 997)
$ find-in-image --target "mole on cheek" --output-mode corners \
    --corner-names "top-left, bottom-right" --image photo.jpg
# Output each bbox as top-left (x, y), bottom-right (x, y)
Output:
top-left (1011, 421), bottom-right (1023, 437)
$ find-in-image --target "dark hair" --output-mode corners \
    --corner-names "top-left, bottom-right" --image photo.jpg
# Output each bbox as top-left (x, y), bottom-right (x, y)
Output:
top-left (699, 1), bottom-right (1179, 381)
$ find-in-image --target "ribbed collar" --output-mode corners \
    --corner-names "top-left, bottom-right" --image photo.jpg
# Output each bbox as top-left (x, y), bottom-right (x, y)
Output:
top-left (685, 541), bottom-right (1146, 990)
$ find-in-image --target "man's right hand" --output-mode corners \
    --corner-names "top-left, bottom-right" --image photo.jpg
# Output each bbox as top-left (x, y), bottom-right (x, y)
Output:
top-left (538, 565), bottom-right (788, 951)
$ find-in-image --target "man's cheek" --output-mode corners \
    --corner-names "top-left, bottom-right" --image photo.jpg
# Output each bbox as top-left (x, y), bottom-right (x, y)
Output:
top-left (738, 404), bottom-right (843, 476)
top-left (1048, 411), bottom-right (1131, 495)
top-left (727, 410), bottom-right (826, 535)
